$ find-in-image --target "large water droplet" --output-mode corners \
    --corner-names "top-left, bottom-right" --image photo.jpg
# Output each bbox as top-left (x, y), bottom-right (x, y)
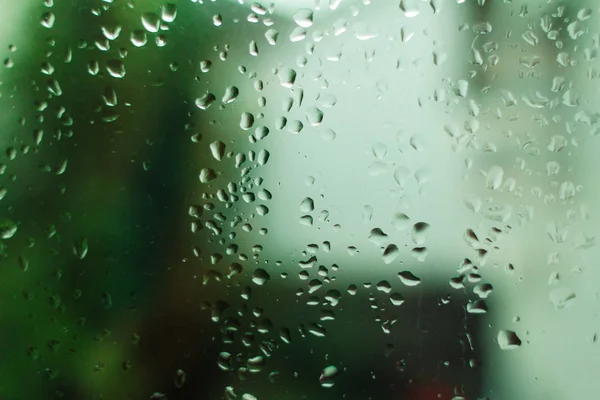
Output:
top-left (382, 244), bottom-right (400, 264)
top-left (319, 365), bottom-right (339, 388)
top-left (293, 9), bottom-right (314, 28)
top-left (106, 60), bottom-right (126, 78)
top-left (398, 271), bottom-right (421, 286)
top-left (222, 86), bottom-right (239, 104)
top-left (497, 329), bottom-right (521, 350)
top-left (252, 268), bottom-right (270, 285)
top-left (199, 168), bottom-right (217, 183)
top-left (130, 30), bottom-right (147, 47)
top-left (240, 113), bottom-right (255, 130)
top-left (0, 220), bottom-right (17, 239)
top-left (161, 4), bottom-right (178, 23)
top-left (141, 13), bottom-right (160, 33)
top-left (40, 12), bottom-right (55, 28)
top-left (195, 93), bottom-right (216, 110)
top-left (209, 141), bottom-right (226, 161)
top-left (399, 0), bottom-right (420, 18)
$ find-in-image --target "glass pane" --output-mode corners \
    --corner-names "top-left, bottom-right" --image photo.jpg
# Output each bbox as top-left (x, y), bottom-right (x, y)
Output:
top-left (0, 0), bottom-right (597, 399)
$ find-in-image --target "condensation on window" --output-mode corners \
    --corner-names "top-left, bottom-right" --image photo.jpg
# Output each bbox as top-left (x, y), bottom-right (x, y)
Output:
top-left (0, 0), bottom-right (598, 399)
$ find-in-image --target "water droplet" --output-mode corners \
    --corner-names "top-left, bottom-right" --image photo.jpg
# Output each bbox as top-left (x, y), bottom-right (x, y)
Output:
top-left (456, 80), bottom-right (469, 97)
top-left (382, 244), bottom-right (399, 264)
top-left (174, 369), bottom-right (186, 388)
top-left (73, 238), bottom-right (88, 259)
top-left (398, 271), bottom-right (421, 286)
top-left (578, 8), bottom-right (592, 21)
top-left (257, 149), bottom-right (270, 166)
top-left (306, 107), bottom-right (324, 126)
top-left (0, 220), bottom-right (17, 239)
top-left (199, 168), bottom-right (217, 183)
top-left (300, 197), bottom-right (315, 212)
top-left (466, 300), bottom-right (488, 314)
top-left (130, 30), bottom-right (147, 47)
top-left (399, 0), bottom-right (420, 18)
top-left (199, 60), bottom-right (212, 73)
top-left (249, 40), bottom-right (259, 56)
top-left (392, 213), bottom-right (410, 231)
top-left (102, 86), bottom-right (117, 107)
top-left (41, 12), bottom-right (55, 28)
top-left (485, 166), bottom-right (504, 190)
top-left (390, 292), bottom-right (405, 306)
top-left (472, 22), bottom-right (492, 34)
top-left (473, 283), bottom-right (493, 298)
top-left (222, 86), bottom-right (239, 104)
top-left (88, 60), bottom-right (100, 75)
top-left (546, 161), bottom-right (560, 176)
top-left (294, 9), bottom-right (314, 28)
top-left (411, 222), bottom-right (430, 245)
top-left (195, 93), bottom-right (216, 110)
top-left (209, 141), bottom-right (226, 161)
top-left (161, 4), bottom-right (177, 23)
top-left (106, 60), bottom-right (125, 78)
top-left (549, 288), bottom-right (576, 309)
top-left (548, 135), bottom-right (567, 152)
top-left (319, 365), bottom-right (339, 388)
top-left (278, 68), bottom-right (297, 88)
top-left (289, 27), bottom-right (307, 42)
top-left (567, 21), bottom-right (584, 40)
top-left (497, 329), bottom-right (521, 350)
top-left (368, 228), bottom-right (388, 246)
top-left (308, 323), bottom-right (327, 337)
top-left (320, 128), bottom-right (336, 141)
top-left (265, 28), bottom-right (279, 45)
top-left (240, 112), bottom-right (255, 130)
top-left (141, 13), bottom-right (160, 33)
top-left (252, 268), bottom-right (270, 285)
top-left (101, 25), bottom-right (121, 40)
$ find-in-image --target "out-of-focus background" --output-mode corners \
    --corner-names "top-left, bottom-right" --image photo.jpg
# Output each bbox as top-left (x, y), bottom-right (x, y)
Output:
top-left (1, 0), bottom-right (599, 399)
